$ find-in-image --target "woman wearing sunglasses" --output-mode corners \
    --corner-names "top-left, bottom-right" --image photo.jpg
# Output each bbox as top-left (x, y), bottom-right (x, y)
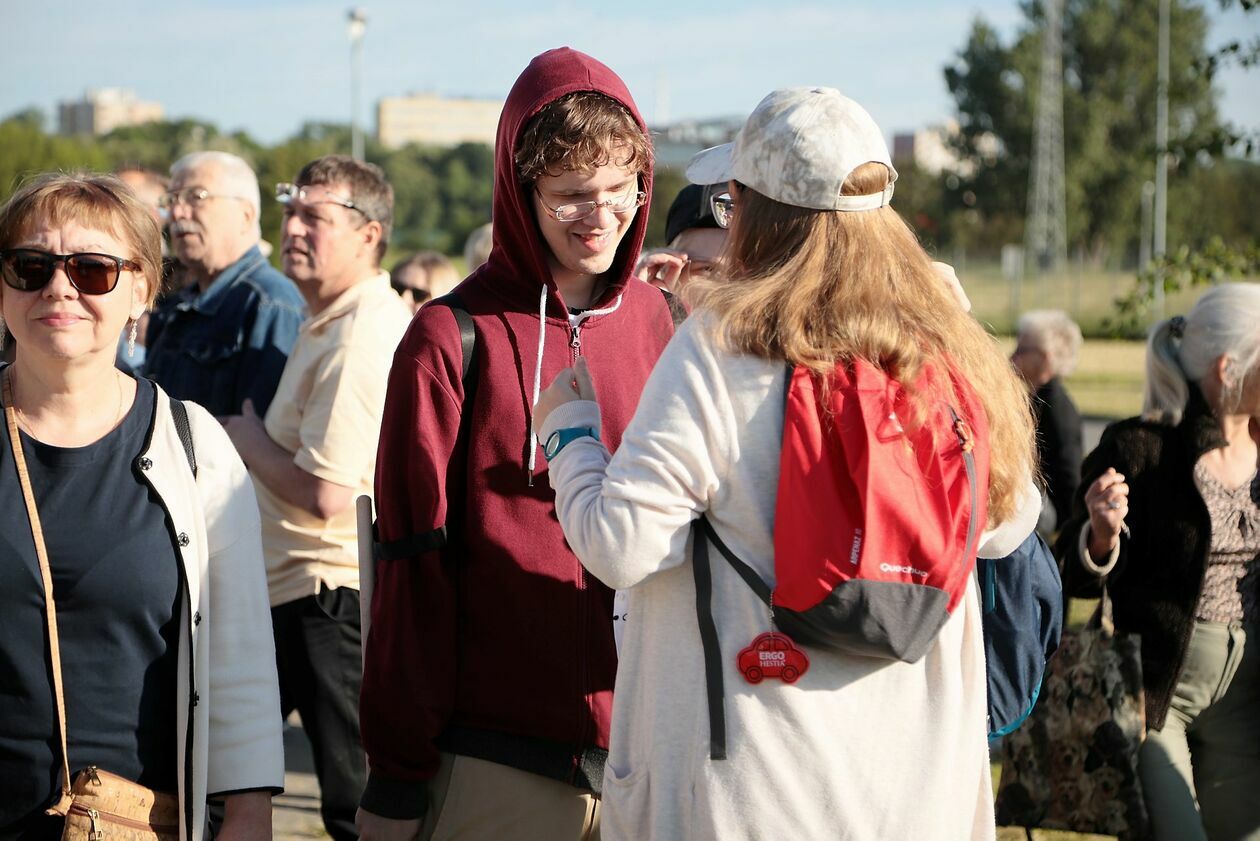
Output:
top-left (0, 174), bottom-right (282, 841)
top-left (533, 89), bottom-right (1040, 840)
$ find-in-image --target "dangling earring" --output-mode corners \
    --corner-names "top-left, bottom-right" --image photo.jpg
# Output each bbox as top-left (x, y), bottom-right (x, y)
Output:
top-left (127, 318), bottom-right (138, 359)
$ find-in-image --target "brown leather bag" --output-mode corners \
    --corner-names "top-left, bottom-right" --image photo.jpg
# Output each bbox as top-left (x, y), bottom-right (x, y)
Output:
top-left (3, 370), bottom-right (181, 841)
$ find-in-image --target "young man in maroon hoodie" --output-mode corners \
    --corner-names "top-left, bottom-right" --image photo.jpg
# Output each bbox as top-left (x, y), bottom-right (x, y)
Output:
top-left (357, 48), bottom-right (681, 840)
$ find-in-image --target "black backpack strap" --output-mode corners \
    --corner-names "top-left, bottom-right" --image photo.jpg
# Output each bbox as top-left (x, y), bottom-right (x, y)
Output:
top-left (375, 293), bottom-right (477, 556)
top-left (699, 517), bottom-right (772, 605)
top-left (693, 515), bottom-right (778, 762)
top-left (169, 398), bottom-right (197, 478)
top-left (429, 292), bottom-right (477, 388)
top-left (660, 287), bottom-right (688, 331)
top-left (692, 517), bottom-right (727, 760)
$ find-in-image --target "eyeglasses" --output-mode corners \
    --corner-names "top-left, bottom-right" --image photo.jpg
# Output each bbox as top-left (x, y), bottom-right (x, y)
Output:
top-left (391, 282), bottom-right (432, 306)
top-left (0, 249), bottom-right (140, 295)
top-left (158, 187), bottom-right (250, 209)
top-left (536, 189), bottom-right (647, 223)
top-left (710, 193), bottom-right (735, 229)
top-left (275, 183), bottom-right (363, 215)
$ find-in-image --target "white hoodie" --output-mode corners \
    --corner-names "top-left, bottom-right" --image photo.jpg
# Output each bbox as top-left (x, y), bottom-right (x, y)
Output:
top-left (542, 311), bottom-right (1037, 841)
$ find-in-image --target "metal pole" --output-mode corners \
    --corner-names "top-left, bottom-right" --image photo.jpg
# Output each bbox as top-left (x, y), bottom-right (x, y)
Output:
top-left (1152, 0), bottom-right (1170, 317)
top-left (1139, 180), bottom-right (1155, 273)
top-left (348, 8), bottom-right (367, 161)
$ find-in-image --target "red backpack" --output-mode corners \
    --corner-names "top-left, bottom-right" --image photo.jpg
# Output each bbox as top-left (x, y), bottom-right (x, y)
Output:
top-left (693, 359), bottom-right (990, 759)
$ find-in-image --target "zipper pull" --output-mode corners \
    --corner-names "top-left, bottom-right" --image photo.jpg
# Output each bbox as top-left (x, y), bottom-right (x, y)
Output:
top-left (570, 323), bottom-right (582, 351)
top-left (88, 808), bottom-right (103, 841)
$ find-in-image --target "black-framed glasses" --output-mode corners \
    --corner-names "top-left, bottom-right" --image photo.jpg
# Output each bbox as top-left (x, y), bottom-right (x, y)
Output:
top-left (710, 192), bottom-right (735, 229)
top-left (536, 189), bottom-right (647, 223)
top-left (158, 187), bottom-right (250, 209)
top-left (0, 249), bottom-right (140, 295)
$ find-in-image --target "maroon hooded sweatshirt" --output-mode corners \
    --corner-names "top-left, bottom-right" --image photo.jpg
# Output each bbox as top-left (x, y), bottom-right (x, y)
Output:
top-left (359, 48), bottom-right (680, 817)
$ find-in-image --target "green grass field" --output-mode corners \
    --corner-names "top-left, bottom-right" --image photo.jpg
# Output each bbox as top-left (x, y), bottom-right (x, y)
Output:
top-left (972, 262), bottom-right (1236, 419)
top-left (961, 262), bottom-right (1215, 337)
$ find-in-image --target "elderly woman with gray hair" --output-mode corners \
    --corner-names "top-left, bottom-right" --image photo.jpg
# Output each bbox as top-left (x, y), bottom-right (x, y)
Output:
top-left (1055, 283), bottom-right (1260, 841)
top-left (1012, 309), bottom-right (1084, 532)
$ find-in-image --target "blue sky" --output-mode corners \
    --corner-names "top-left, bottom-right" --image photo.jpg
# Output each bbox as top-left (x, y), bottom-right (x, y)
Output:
top-left (2, 0), bottom-right (1257, 145)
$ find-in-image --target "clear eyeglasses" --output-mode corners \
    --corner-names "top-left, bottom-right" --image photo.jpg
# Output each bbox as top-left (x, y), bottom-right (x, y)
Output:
top-left (536, 189), bottom-right (647, 223)
top-left (158, 187), bottom-right (250, 209)
top-left (275, 183), bottom-right (362, 214)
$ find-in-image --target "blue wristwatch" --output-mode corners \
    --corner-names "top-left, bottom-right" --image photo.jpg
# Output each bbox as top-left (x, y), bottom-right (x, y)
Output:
top-left (543, 427), bottom-right (600, 461)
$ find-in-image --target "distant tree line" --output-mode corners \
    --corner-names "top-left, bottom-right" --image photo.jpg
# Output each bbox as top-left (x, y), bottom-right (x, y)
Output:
top-left (0, 113), bottom-right (496, 259)
top-left (2, 0), bottom-right (1254, 277)
top-left (0, 111), bottom-right (693, 262)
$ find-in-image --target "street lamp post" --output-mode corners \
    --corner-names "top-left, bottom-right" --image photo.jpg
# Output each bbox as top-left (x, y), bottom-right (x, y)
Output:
top-left (348, 8), bottom-right (368, 161)
top-left (1152, 0), bottom-right (1170, 317)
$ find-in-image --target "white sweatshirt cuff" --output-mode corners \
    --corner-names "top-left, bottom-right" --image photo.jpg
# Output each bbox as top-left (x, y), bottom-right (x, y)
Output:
top-left (538, 400), bottom-right (602, 445)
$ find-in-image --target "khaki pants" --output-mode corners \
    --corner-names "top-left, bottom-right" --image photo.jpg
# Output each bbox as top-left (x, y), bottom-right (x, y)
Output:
top-left (1139, 622), bottom-right (1260, 841)
top-left (420, 753), bottom-right (601, 841)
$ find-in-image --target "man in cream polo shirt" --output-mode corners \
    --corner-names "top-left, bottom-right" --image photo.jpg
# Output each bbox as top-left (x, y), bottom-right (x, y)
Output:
top-left (221, 155), bottom-right (410, 841)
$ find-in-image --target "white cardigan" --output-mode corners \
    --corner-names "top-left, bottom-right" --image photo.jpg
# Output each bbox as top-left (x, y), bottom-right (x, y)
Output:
top-left (139, 386), bottom-right (284, 839)
top-left (542, 312), bottom-right (1037, 841)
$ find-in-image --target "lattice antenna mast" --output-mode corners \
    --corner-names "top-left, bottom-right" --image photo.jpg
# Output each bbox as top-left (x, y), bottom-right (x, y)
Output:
top-left (1025, 0), bottom-right (1069, 273)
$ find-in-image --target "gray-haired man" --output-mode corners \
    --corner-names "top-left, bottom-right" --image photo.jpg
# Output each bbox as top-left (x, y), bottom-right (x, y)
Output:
top-left (144, 151), bottom-right (305, 416)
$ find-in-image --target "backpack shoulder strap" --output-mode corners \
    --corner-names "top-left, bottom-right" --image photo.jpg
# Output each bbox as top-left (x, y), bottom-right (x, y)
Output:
top-left (659, 287), bottom-right (688, 331)
top-left (693, 515), bottom-right (775, 762)
top-left (373, 293), bottom-right (476, 560)
top-left (168, 397), bottom-right (197, 478)
top-left (429, 292), bottom-right (477, 390)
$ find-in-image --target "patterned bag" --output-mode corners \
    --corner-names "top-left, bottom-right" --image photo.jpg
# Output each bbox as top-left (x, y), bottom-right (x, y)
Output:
top-left (994, 584), bottom-right (1150, 840)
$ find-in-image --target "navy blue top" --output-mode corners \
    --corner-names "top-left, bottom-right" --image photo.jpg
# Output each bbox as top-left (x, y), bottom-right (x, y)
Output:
top-left (143, 245), bottom-right (305, 416)
top-left (0, 380), bottom-right (183, 836)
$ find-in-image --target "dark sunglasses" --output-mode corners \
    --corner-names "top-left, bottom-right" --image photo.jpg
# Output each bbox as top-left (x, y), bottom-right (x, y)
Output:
top-left (391, 282), bottom-right (432, 306)
top-left (0, 248), bottom-right (140, 295)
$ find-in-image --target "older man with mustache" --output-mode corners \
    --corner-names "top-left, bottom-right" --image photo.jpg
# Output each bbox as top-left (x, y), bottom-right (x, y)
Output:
top-left (144, 151), bottom-right (305, 416)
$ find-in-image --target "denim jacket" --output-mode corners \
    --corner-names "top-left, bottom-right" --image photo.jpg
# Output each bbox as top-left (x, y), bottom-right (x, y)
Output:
top-left (144, 246), bottom-right (306, 417)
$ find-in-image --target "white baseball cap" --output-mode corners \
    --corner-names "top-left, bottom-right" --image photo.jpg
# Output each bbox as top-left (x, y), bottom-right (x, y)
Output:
top-left (686, 87), bottom-right (897, 212)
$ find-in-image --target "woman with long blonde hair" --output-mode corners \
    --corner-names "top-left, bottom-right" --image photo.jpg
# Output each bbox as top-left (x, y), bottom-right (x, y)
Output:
top-left (534, 88), bottom-right (1040, 840)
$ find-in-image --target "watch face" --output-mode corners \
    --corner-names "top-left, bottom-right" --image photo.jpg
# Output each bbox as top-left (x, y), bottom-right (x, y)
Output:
top-left (545, 432), bottom-right (561, 459)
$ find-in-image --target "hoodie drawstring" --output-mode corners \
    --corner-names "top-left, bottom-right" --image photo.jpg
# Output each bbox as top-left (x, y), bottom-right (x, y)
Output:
top-left (525, 286), bottom-right (625, 484)
top-left (527, 285), bottom-right (549, 484)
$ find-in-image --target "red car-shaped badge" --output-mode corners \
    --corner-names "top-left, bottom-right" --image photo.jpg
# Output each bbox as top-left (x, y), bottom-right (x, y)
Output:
top-left (737, 632), bottom-right (810, 684)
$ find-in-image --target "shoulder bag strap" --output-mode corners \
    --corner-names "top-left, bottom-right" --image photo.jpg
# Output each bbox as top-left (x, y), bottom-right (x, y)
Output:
top-left (2, 369), bottom-right (75, 815)
top-left (167, 396), bottom-right (197, 478)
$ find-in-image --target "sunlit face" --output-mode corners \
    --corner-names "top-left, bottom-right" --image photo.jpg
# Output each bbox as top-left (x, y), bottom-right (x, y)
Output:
top-left (532, 154), bottom-right (641, 291)
top-left (0, 218), bottom-right (148, 366)
top-left (280, 181), bottom-right (375, 290)
top-left (167, 162), bottom-right (254, 275)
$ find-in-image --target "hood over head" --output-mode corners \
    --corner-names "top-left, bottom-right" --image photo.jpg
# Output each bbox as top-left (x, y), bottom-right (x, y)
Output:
top-left (475, 47), bottom-right (653, 314)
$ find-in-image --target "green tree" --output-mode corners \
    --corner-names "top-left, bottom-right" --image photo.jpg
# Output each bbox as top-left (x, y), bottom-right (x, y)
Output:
top-left (944, 0), bottom-right (1229, 265)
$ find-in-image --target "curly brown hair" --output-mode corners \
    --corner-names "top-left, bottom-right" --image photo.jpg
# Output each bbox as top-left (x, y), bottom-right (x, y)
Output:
top-left (515, 91), bottom-right (652, 184)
